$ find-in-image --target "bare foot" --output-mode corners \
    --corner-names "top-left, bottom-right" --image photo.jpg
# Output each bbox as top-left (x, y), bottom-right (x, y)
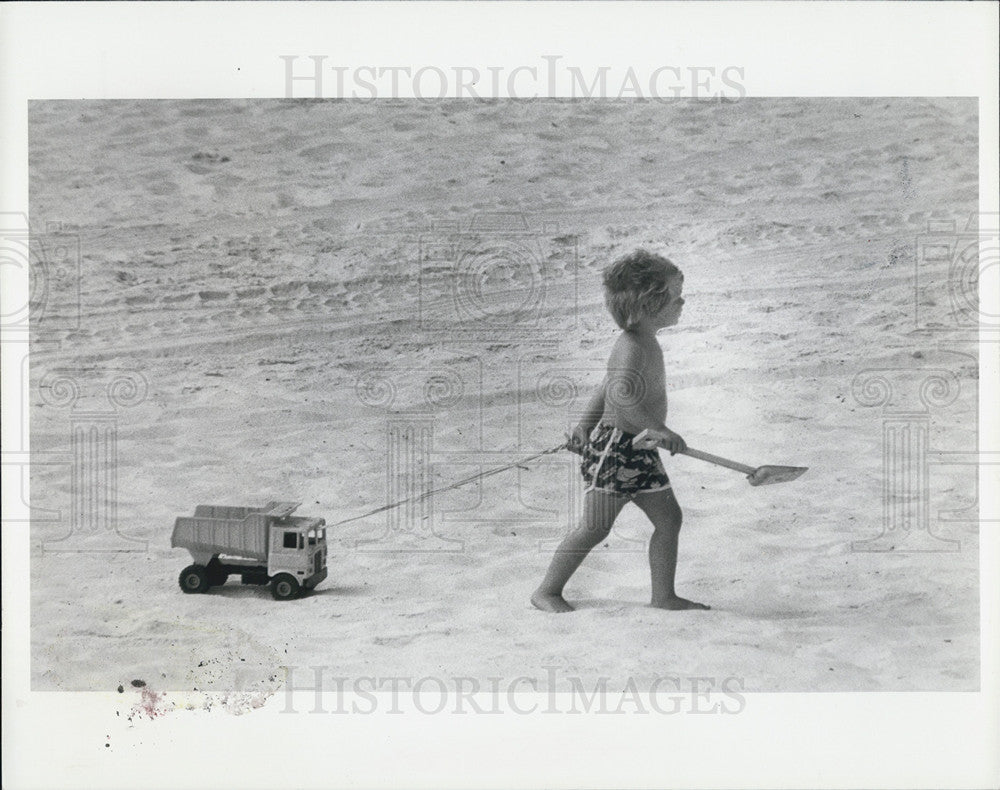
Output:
top-left (650, 596), bottom-right (711, 611)
top-left (531, 590), bottom-right (575, 613)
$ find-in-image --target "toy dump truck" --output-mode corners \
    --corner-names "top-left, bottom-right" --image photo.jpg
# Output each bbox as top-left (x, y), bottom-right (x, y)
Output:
top-left (172, 501), bottom-right (328, 600)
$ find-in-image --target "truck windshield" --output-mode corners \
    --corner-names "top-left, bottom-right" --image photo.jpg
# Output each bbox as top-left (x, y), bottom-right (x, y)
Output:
top-left (308, 528), bottom-right (326, 545)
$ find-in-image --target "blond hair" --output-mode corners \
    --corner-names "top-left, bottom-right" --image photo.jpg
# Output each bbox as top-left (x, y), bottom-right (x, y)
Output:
top-left (602, 249), bottom-right (681, 330)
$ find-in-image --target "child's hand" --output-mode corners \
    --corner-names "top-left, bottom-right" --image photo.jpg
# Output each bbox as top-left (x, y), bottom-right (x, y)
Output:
top-left (632, 428), bottom-right (687, 455)
top-left (564, 424), bottom-right (589, 455)
top-left (660, 430), bottom-right (687, 456)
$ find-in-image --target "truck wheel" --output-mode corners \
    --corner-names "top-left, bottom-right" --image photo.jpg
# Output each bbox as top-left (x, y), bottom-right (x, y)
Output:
top-left (271, 574), bottom-right (300, 601)
top-left (179, 565), bottom-right (210, 594)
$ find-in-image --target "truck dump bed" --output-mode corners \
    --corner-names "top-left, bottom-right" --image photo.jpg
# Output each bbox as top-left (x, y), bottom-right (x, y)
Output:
top-left (171, 501), bottom-right (301, 562)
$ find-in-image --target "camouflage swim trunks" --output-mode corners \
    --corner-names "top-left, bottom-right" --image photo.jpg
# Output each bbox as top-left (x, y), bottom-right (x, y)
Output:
top-left (581, 423), bottom-right (672, 496)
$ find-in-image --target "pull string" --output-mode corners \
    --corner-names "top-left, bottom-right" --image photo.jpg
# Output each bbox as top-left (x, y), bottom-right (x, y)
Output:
top-left (327, 443), bottom-right (568, 528)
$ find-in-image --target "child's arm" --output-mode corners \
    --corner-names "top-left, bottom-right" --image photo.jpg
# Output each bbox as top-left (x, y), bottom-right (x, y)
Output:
top-left (626, 411), bottom-right (687, 455)
top-left (610, 339), bottom-right (686, 455)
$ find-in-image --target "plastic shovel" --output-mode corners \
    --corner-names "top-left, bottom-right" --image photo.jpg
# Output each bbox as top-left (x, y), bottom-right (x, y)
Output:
top-left (632, 429), bottom-right (808, 487)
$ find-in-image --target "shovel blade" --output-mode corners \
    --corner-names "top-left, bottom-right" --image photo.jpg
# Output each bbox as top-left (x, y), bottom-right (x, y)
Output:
top-left (747, 465), bottom-right (808, 486)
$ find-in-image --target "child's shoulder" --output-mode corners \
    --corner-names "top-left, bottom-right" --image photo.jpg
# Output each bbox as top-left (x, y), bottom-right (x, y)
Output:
top-left (607, 330), bottom-right (644, 366)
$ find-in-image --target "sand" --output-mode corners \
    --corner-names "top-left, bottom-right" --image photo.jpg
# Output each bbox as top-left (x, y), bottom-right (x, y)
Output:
top-left (27, 97), bottom-right (980, 694)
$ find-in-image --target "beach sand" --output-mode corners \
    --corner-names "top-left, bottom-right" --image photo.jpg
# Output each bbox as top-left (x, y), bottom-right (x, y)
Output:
top-left (28, 98), bottom-right (979, 694)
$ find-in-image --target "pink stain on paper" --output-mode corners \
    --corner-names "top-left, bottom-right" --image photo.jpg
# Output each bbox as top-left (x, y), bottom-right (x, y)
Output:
top-left (126, 680), bottom-right (171, 721)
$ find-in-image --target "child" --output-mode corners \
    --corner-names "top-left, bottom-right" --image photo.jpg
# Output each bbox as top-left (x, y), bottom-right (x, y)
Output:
top-left (531, 249), bottom-right (710, 613)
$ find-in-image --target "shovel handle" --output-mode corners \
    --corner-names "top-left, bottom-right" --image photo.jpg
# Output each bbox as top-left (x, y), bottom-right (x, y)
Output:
top-left (680, 447), bottom-right (756, 476)
top-left (632, 429), bottom-right (756, 475)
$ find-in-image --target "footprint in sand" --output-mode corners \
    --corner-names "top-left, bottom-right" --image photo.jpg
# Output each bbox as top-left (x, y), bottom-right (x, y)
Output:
top-left (295, 297), bottom-right (321, 312)
top-left (270, 282), bottom-right (307, 298)
top-left (371, 634), bottom-right (418, 647)
top-left (163, 293), bottom-right (196, 304)
top-left (191, 152), bottom-right (230, 164)
top-left (146, 179), bottom-right (180, 197)
top-left (198, 291), bottom-right (229, 302)
top-left (185, 152), bottom-right (231, 175)
top-left (298, 142), bottom-right (342, 161)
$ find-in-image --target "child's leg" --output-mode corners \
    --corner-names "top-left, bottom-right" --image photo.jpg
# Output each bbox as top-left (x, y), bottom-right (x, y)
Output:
top-left (531, 490), bottom-right (629, 613)
top-left (633, 489), bottom-right (710, 610)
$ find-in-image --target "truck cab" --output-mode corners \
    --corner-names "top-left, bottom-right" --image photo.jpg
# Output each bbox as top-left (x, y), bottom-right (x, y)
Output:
top-left (268, 518), bottom-right (328, 596)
